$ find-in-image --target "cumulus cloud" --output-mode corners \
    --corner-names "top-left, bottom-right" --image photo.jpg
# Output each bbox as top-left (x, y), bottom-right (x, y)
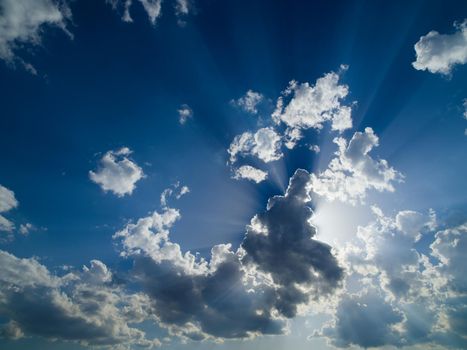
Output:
top-left (0, 0), bottom-right (71, 72)
top-left (113, 172), bottom-right (343, 340)
top-left (241, 169), bottom-right (344, 317)
top-left (0, 185), bottom-right (18, 232)
top-left (0, 250), bottom-right (159, 348)
top-left (310, 127), bottom-right (402, 204)
top-left (323, 290), bottom-right (403, 348)
top-left (178, 104), bottom-right (193, 125)
top-left (228, 127), bottom-right (282, 163)
top-left (233, 165), bottom-right (268, 183)
top-left (412, 20), bottom-right (467, 75)
top-left (89, 147), bottom-right (144, 197)
top-left (272, 69), bottom-right (352, 148)
top-left (317, 206), bottom-right (467, 349)
top-left (231, 90), bottom-right (264, 114)
top-left (114, 206), bottom-right (286, 340)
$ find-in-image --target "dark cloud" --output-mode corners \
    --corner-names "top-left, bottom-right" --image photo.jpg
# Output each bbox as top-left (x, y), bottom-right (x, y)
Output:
top-left (113, 169), bottom-right (343, 340)
top-left (241, 169), bottom-right (344, 317)
top-left (133, 248), bottom-right (285, 340)
top-left (0, 250), bottom-right (157, 348)
top-left (324, 291), bottom-right (403, 348)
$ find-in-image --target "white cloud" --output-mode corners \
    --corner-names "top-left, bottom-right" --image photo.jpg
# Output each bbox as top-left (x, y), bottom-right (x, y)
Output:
top-left (175, 0), bottom-right (190, 15)
top-left (228, 127), bottom-right (282, 163)
top-left (272, 69), bottom-right (353, 148)
top-left (0, 0), bottom-right (70, 71)
top-left (231, 90), bottom-right (264, 114)
top-left (412, 20), bottom-right (467, 75)
top-left (309, 144), bottom-right (320, 153)
top-left (19, 223), bottom-right (35, 235)
top-left (0, 185), bottom-right (18, 232)
top-left (89, 147), bottom-right (145, 197)
top-left (0, 184), bottom-right (18, 213)
top-left (233, 165), bottom-right (268, 183)
top-left (178, 104), bottom-right (193, 125)
top-left (120, 0), bottom-right (163, 24)
top-left (176, 185), bottom-right (190, 198)
top-left (310, 127), bottom-right (402, 204)
top-left (160, 182), bottom-right (190, 207)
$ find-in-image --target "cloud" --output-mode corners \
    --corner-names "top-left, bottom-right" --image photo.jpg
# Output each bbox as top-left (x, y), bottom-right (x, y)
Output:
top-left (318, 207), bottom-right (467, 349)
top-left (0, 250), bottom-right (159, 348)
top-left (18, 223), bottom-right (35, 235)
top-left (272, 68), bottom-right (352, 148)
top-left (0, 0), bottom-right (71, 72)
top-left (0, 185), bottom-right (18, 233)
top-left (114, 206), bottom-right (286, 340)
top-left (118, 0), bottom-right (163, 24)
top-left (310, 127), bottom-right (402, 204)
top-left (178, 104), bottom-right (193, 125)
top-left (233, 165), bottom-right (268, 183)
top-left (228, 127), bottom-right (282, 163)
top-left (412, 20), bottom-right (467, 75)
top-left (231, 90), bottom-right (264, 114)
top-left (160, 182), bottom-right (190, 207)
top-left (323, 290), bottom-right (403, 348)
top-left (241, 169), bottom-right (344, 317)
top-left (89, 147), bottom-right (144, 197)
top-left (113, 172), bottom-right (343, 340)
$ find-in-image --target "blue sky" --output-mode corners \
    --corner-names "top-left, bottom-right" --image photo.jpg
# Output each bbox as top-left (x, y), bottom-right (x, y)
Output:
top-left (1, 1), bottom-right (467, 349)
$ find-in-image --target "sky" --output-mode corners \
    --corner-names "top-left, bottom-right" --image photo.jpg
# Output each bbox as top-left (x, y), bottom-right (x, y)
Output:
top-left (0, 0), bottom-right (467, 349)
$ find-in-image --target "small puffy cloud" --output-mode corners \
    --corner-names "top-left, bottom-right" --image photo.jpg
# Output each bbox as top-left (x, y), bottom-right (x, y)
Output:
top-left (309, 144), bottom-right (320, 153)
top-left (231, 90), bottom-right (264, 114)
top-left (412, 20), bottom-right (467, 75)
top-left (228, 127), bottom-right (282, 163)
top-left (0, 0), bottom-right (70, 72)
top-left (0, 250), bottom-right (157, 347)
top-left (0, 185), bottom-right (18, 232)
top-left (89, 147), bottom-right (144, 197)
top-left (272, 69), bottom-right (352, 148)
top-left (120, 0), bottom-right (163, 24)
top-left (160, 182), bottom-right (190, 207)
top-left (18, 223), bottom-right (35, 235)
top-left (233, 165), bottom-right (268, 183)
top-left (178, 104), bottom-right (193, 125)
top-left (310, 127), bottom-right (402, 204)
